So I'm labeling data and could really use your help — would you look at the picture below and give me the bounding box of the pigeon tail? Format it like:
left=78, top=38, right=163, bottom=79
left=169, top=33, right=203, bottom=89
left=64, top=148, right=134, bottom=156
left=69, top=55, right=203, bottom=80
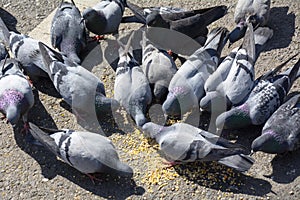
left=241, top=23, right=255, bottom=64
left=287, top=58, right=300, bottom=84
left=28, top=123, right=61, bottom=157
left=218, top=154, right=254, bottom=172
left=125, top=1, right=146, bottom=24
left=197, top=5, right=228, bottom=27
left=0, top=17, right=10, bottom=46
left=204, top=27, right=229, bottom=57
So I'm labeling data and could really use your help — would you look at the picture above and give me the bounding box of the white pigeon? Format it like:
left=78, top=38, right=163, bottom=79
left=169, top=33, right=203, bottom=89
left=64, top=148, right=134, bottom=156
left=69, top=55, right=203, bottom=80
left=142, top=122, right=254, bottom=172
left=29, top=123, right=133, bottom=179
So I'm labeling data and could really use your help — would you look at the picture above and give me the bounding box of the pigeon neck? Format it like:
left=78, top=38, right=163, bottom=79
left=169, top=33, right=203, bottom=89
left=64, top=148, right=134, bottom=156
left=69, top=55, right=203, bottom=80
left=0, top=89, right=24, bottom=111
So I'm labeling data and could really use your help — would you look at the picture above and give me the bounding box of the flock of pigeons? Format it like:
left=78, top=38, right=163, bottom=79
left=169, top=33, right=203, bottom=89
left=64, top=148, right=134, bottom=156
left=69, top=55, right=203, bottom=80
left=0, top=0, right=299, bottom=182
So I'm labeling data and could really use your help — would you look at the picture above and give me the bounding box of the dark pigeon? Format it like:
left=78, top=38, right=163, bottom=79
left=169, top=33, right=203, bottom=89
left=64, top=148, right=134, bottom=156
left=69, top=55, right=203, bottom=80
left=51, top=0, right=87, bottom=64
left=252, top=94, right=300, bottom=154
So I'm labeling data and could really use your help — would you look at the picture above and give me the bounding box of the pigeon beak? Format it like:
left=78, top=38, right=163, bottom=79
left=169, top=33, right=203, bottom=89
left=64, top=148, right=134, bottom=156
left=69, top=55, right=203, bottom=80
left=80, top=18, right=85, bottom=24
left=250, top=150, right=254, bottom=156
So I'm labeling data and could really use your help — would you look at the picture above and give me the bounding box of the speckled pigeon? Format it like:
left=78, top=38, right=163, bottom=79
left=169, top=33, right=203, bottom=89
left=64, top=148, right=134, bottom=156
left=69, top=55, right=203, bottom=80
left=200, top=25, right=273, bottom=112
left=38, top=42, right=120, bottom=132
left=82, top=0, right=126, bottom=36
left=228, top=0, right=271, bottom=45
left=29, top=123, right=133, bottom=178
left=252, top=94, right=300, bottom=154
left=142, top=122, right=254, bottom=172
left=51, top=0, right=87, bottom=64
left=141, top=30, right=177, bottom=104
left=0, top=58, right=34, bottom=128
left=114, top=32, right=152, bottom=127
left=162, top=27, right=228, bottom=118
left=216, top=56, right=300, bottom=130
left=127, top=2, right=228, bottom=44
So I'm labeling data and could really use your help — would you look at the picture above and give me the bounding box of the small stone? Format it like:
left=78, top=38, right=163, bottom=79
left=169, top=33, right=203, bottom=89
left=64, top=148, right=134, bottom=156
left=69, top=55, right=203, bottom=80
left=42, top=178, right=49, bottom=182
left=289, top=191, right=294, bottom=195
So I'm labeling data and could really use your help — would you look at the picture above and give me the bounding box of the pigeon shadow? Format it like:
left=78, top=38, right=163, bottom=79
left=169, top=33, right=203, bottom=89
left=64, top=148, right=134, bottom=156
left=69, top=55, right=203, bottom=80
left=0, top=7, right=18, bottom=33
left=13, top=91, right=145, bottom=199
left=174, top=161, right=272, bottom=196
left=31, top=77, right=62, bottom=98
left=263, top=6, right=295, bottom=52
left=267, top=149, right=300, bottom=184
left=81, top=41, right=103, bottom=72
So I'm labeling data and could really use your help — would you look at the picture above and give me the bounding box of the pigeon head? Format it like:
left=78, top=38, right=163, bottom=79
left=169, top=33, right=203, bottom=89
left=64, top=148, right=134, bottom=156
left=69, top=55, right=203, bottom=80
left=216, top=104, right=251, bottom=130
left=153, top=84, right=168, bottom=103
left=82, top=8, right=106, bottom=35
left=200, top=91, right=230, bottom=113
left=251, top=130, right=288, bottom=154
left=162, top=86, right=196, bottom=117
left=142, top=122, right=163, bottom=138
left=5, top=105, right=21, bottom=126
left=0, top=89, right=24, bottom=126
left=146, top=12, right=168, bottom=28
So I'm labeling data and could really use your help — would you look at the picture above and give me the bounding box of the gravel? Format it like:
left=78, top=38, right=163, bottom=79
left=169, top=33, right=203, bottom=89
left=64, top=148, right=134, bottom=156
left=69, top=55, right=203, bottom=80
left=0, top=0, right=300, bottom=199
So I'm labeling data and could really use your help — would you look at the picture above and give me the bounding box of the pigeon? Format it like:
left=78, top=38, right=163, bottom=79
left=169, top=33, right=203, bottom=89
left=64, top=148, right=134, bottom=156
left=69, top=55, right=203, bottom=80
left=38, top=42, right=120, bottom=132
left=251, top=94, right=300, bottom=154
left=8, top=32, right=77, bottom=81
left=200, top=24, right=273, bottom=112
left=228, top=0, right=271, bottom=45
left=51, top=0, right=87, bottom=64
left=141, top=29, right=177, bottom=104
left=29, top=123, right=133, bottom=178
left=216, top=56, right=300, bottom=130
left=142, top=122, right=254, bottom=172
left=0, top=58, right=34, bottom=128
left=0, top=42, right=9, bottom=60
left=162, top=27, right=228, bottom=118
left=126, top=2, right=228, bottom=44
left=114, top=31, right=152, bottom=127
left=82, top=0, right=126, bottom=36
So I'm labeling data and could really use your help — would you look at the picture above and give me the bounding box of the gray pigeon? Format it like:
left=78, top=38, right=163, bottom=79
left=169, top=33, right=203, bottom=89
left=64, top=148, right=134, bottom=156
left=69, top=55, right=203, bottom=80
left=114, top=32, right=152, bottom=127
left=29, top=123, right=133, bottom=178
left=9, top=32, right=49, bottom=79
left=162, top=27, right=228, bottom=118
left=38, top=42, right=120, bottom=132
left=142, top=122, right=254, bottom=172
left=0, top=58, right=34, bottom=129
left=216, top=57, right=300, bottom=130
left=0, top=42, right=9, bottom=60
left=51, top=0, right=87, bottom=64
left=141, top=30, right=177, bottom=104
left=127, top=2, right=228, bottom=44
left=251, top=94, right=300, bottom=154
left=200, top=25, right=273, bottom=112
left=228, top=0, right=271, bottom=45
left=82, top=0, right=126, bottom=36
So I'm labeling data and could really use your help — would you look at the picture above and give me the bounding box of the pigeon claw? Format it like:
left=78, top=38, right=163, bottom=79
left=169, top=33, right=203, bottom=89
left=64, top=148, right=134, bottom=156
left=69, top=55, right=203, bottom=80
left=162, top=160, right=182, bottom=168
left=89, top=35, right=105, bottom=43
left=20, top=122, right=30, bottom=134
left=86, top=173, right=102, bottom=185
